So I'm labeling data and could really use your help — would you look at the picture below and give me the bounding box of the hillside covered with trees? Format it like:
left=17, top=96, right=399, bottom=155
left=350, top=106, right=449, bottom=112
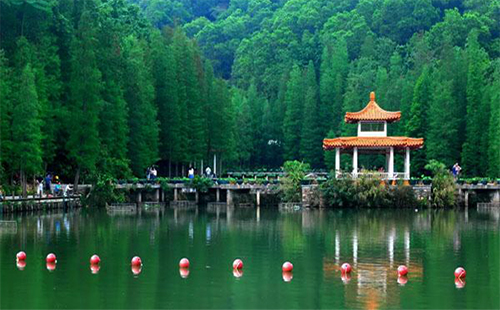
left=1, top=0, right=500, bottom=190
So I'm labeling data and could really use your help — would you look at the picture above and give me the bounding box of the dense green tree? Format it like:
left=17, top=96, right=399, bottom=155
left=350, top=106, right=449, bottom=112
left=11, top=64, right=42, bottom=197
left=233, top=89, right=253, bottom=167
left=66, top=7, right=102, bottom=188
left=247, top=82, right=265, bottom=166
left=427, top=78, right=459, bottom=167
left=406, top=66, right=431, bottom=175
left=2, top=0, right=500, bottom=189
left=283, top=64, right=304, bottom=160
left=0, top=50, right=13, bottom=181
left=488, top=61, right=500, bottom=177
left=320, top=37, right=348, bottom=136
left=123, top=36, right=159, bottom=176
left=150, top=31, right=178, bottom=175
left=461, top=31, right=490, bottom=176
left=300, top=61, right=322, bottom=167
left=96, top=6, right=131, bottom=178
left=172, top=29, right=205, bottom=168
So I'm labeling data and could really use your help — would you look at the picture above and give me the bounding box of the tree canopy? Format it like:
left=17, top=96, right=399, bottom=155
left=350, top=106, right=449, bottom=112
left=1, top=0, right=500, bottom=188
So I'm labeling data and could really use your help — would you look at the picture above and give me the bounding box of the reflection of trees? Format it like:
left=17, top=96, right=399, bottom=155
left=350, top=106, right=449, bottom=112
left=0, top=207, right=498, bottom=308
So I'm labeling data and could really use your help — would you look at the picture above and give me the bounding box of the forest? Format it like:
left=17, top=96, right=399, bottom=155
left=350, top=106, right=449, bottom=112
left=1, top=0, right=500, bottom=190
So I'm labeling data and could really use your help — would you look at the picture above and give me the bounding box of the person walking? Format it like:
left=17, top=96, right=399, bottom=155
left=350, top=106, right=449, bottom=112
left=44, top=173, right=52, bottom=195
left=452, top=163, right=462, bottom=178
left=151, top=167, right=157, bottom=180
left=37, top=178, right=44, bottom=198
left=188, top=166, right=195, bottom=179
left=205, top=166, right=212, bottom=178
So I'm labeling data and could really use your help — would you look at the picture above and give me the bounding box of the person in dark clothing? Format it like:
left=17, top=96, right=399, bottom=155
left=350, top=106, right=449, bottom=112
left=44, top=173, right=52, bottom=194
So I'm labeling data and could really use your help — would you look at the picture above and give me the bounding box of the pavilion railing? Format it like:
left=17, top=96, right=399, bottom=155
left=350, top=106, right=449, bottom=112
left=335, top=171, right=408, bottom=180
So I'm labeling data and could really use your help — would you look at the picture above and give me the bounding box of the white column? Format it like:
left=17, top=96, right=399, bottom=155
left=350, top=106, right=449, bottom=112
left=213, top=153, right=217, bottom=177
left=405, top=229, right=410, bottom=266
left=335, top=148, right=341, bottom=178
left=352, top=147, right=358, bottom=178
left=388, top=229, right=395, bottom=268
left=353, top=231, right=358, bottom=266
left=388, top=147, right=394, bottom=180
left=335, top=231, right=340, bottom=264
left=404, top=147, right=410, bottom=180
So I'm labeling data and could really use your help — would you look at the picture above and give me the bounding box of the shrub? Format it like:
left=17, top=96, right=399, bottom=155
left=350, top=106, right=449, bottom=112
left=280, top=160, right=310, bottom=202
left=190, top=176, right=213, bottom=193
left=83, top=175, right=125, bottom=208
left=425, top=160, right=456, bottom=207
left=321, top=175, right=420, bottom=208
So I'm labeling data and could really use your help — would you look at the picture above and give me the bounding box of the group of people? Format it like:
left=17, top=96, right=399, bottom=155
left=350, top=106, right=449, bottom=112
left=146, top=167, right=158, bottom=181
left=36, top=174, right=70, bottom=197
left=187, top=166, right=214, bottom=179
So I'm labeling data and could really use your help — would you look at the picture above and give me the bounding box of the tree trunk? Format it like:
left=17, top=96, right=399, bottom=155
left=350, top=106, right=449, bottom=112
left=21, top=168, right=27, bottom=198
left=168, top=158, right=172, bottom=178
left=74, top=166, right=80, bottom=193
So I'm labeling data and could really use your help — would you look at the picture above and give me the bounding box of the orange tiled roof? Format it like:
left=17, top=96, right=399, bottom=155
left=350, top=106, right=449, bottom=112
left=345, top=92, right=401, bottom=123
left=323, top=136, right=424, bottom=150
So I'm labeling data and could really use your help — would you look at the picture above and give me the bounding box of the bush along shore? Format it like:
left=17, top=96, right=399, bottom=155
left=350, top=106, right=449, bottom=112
left=281, top=160, right=457, bottom=208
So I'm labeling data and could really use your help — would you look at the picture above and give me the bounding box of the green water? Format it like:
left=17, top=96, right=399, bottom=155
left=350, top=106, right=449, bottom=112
left=1, top=205, right=499, bottom=309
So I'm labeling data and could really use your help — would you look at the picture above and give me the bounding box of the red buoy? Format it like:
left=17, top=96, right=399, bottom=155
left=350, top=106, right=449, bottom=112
left=179, top=267, right=190, bottom=278
left=90, top=264, right=100, bottom=274
left=90, top=255, right=101, bottom=265
left=282, top=261, right=293, bottom=272
left=233, top=269, right=244, bottom=278
left=341, top=272, right=351, bottom=284
left=131, top=256, right=142, bottom=267
left=46, top=262, right=56, bottom=272
left=282, top=271, right=293, bottom=282
left=233, top=259, right=243, bottom=270
left=397, top=275, right=408, bottom=286
left=397, top=265, right=408, bottom=277
left=341, top=263, right=352, bottom=273
left=454, top=267, right=466, bottom=279
left=131, top=265, right=142, bottom=275
left=16, top=251, right=27, bottom=261
left=179, top=258, right=190, bottom=268
left=16, top=260, right=26, bottom=270
left=455, top=278, right=466, bottom=289
left=46, top=253, right=57, bottom=263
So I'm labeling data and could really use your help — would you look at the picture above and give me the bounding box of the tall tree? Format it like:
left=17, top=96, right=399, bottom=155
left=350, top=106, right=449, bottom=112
left=461, top=31, right=490, bottom=176
left=406, top=66, right=431, bottom=175
left=300, top=60, right=322, bottom=167
left=123, top=36, right=159, bottom=176
left=488, top=61, right=500, bottom=177
left=283, top=64, right=304, bottom=160
left=427, top=78, right=459, bottom=167
left=151, top=31, right=178, bottom=176
left=320, top=37, right=349, bottom=136
left=0, top=50, right=12, bottom=181
left=11, top=64, right=42, bottom=197
left=96, top=7, right=131, bottom=178
left=247, top=82, right=264, bottom=166
left=67, top=6, right=102, bottom=188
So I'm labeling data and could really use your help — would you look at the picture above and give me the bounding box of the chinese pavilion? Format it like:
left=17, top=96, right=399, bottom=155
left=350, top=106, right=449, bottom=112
left=323, top=92, right=424, bottom=181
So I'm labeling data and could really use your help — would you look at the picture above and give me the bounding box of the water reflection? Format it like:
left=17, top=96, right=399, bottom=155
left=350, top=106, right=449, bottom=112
left=179, top=267, right=189, bottom=278
left=282, top=271, right=293, bottom=282
left=1, top=206, right=498, bottom=309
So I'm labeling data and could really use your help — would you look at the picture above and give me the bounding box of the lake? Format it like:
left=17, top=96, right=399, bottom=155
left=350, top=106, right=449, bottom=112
left=1, top=205, right=499, bottom=309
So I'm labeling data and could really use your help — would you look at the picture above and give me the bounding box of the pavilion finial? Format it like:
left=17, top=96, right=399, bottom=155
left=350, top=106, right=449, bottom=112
left=370, top=91, right=375, bottom=102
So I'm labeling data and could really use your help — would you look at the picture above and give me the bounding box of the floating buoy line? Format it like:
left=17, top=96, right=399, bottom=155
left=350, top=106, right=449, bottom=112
left=12, top=252, right=467, bottom=286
